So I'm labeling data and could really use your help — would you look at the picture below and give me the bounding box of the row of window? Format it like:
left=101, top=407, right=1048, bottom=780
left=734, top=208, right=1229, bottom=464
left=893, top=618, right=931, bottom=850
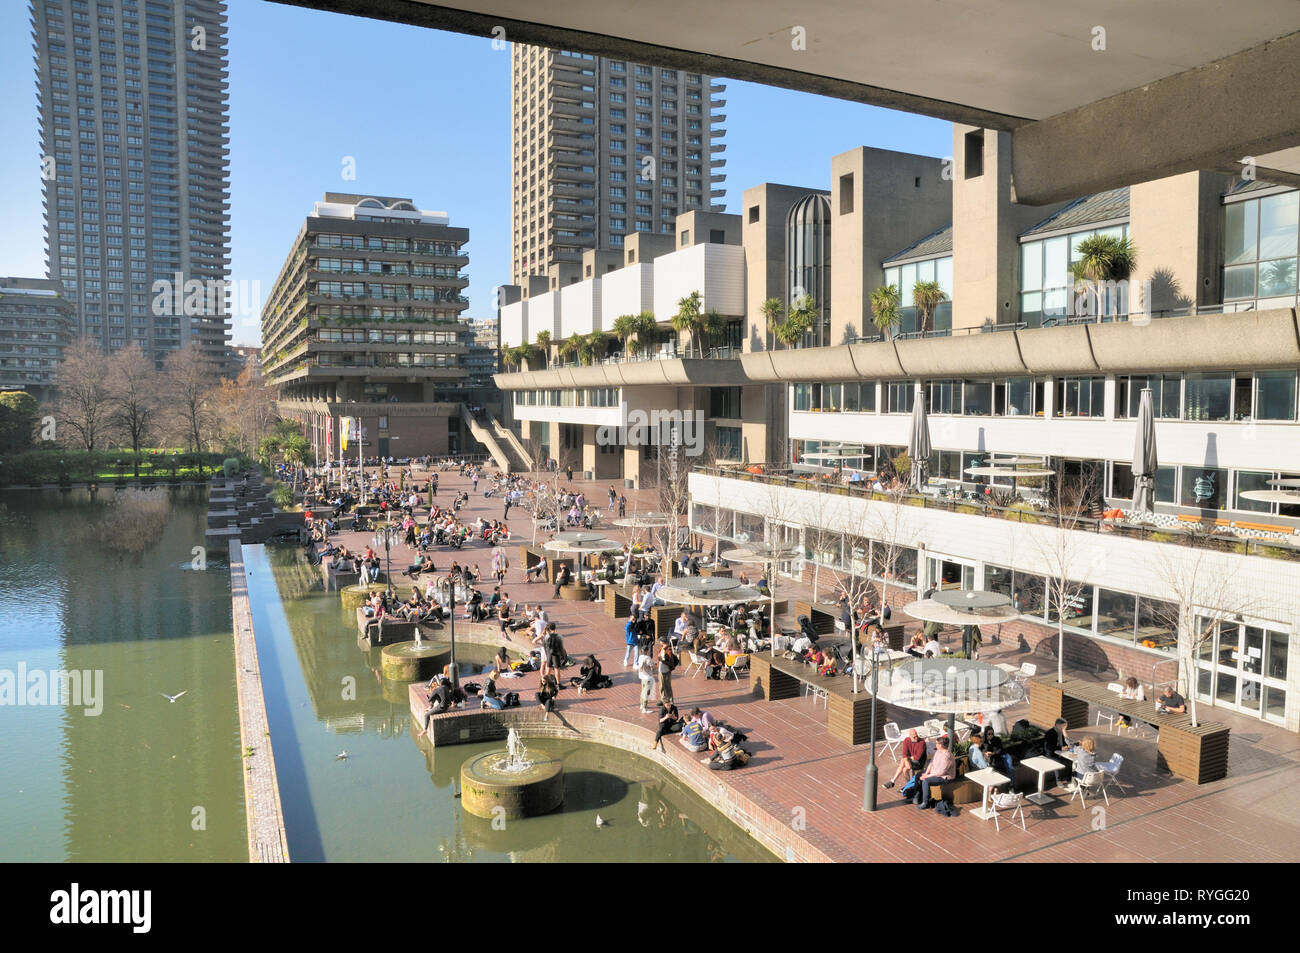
left=792, top=371, right=1300, bottom=422
left=313, top=234, right=461, bottom=256
left=513, top=387, right=621, bottom=408
left=316, top=329, right=457, bottom=345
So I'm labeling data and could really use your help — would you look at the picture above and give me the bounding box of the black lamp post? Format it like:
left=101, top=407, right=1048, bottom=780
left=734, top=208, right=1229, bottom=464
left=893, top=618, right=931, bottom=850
left=372, top=525, right=400, bottom=597
left=862, top=609, right=881, bottom=812
left=445, top=568, right=461, bottom=691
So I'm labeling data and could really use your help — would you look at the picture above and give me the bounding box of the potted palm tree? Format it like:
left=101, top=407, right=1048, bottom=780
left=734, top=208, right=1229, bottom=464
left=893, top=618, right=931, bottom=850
left=760, top=297, right=784, bottom=351
left=1070, top=234, right=1136, bottom=321
left=870, top=284, right=901, bottom=341
left=611, top=314, right=636, bottom=357
left=780, top=294, right=818, bottom=348
left=672, top=290, right=704, bottom=355
left=535, top=330, right=552, bottom=369
left=912, top=280, right=946, bottom=338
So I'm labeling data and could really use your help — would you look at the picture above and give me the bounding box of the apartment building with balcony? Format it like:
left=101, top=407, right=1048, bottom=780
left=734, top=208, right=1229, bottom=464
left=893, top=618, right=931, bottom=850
left=33, top=0, right=232, bottom=369
left=0, top=276, right=75, bottom=402
left=510, top=45, right=727, bottom=283
left=261, top=193, right=472, bottom=460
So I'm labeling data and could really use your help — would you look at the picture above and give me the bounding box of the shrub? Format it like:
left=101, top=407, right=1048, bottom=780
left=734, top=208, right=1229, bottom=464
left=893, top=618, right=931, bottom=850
left=223, top=458, right=240, bottom=477
left=270, top=485, right=294, bottom=509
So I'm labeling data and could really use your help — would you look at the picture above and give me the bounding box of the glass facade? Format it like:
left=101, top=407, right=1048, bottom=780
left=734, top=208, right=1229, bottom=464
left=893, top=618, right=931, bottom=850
left=1019, top=223, right=1129, bottom=326
left=883, top=255, right=953, bottom=336
left=1224, top=190, right=1299, bottom=305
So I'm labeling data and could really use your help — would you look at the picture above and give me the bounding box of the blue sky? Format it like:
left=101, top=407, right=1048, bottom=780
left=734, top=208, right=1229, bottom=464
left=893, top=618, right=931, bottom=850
left=0, top=0, right=952, bottom=346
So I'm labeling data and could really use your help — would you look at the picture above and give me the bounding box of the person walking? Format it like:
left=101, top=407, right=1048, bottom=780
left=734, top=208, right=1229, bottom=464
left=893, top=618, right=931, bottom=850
left=636, top=649, right=656, bottom=714
left=503, top=495, right=512, bottom=520
left=618, top=494, right=627, bottom=518
left=608, top=486, right=617, bottom=512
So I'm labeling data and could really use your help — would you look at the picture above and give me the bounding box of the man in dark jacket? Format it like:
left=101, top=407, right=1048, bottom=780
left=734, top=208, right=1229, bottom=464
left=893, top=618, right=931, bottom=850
left=1043, top=717, right=1073, bottom=786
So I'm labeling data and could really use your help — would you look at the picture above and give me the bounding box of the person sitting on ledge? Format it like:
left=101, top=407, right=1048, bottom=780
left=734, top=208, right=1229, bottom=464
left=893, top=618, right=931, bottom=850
left=552, top=563, right=573, bottom=598
left=403, top=552, right=429, bottom=578
left=915, top=735, right=956, bottom=809
left=884, top=727, right=927, bottom=790
left=536, top=673, right=560, bottom=720
left=1117, top=676, right=1146, bottom=729
left=1157, top=684, right=1187, bottom=714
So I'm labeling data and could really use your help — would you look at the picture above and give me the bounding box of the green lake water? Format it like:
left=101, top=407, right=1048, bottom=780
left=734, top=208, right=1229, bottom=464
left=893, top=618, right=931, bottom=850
left=0, top=487, right=246, bottom=862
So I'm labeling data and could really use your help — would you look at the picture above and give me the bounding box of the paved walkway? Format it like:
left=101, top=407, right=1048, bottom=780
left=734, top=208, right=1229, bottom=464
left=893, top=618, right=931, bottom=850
left=313, top=467, right=1300, bottom=863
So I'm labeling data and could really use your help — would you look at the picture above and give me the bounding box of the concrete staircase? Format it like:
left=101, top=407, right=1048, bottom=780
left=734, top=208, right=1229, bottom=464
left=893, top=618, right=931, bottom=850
left=460, top=405, right=531, bottom=473
left=204, top=472, right=303, bottom=551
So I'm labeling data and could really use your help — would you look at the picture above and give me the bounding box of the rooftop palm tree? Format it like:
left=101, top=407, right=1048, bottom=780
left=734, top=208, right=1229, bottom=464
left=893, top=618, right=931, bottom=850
left=760, top=297, right=784, bottom=351
left=1070, top=234, right=1137, bottom=320
left=611, top=314, right=636, bottom=353
left=535, top=330, right=552, bottom=369
left=869, top=284, right=901, bottom=341
left=781, top=294, right=819, bottom=348
left=672, top=290, right=704, bottom=354
left=633, top=311, right=659, bottom=351
left=912, top=280, right=946, bottom=338
left=577, top=331, right=611, bottom=366
left=557, top=334, right=580, bottom=365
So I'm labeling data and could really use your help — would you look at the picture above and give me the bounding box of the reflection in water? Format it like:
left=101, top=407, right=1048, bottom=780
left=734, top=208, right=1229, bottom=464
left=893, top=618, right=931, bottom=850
left=260, top=545, right=774, bottom=863
left=0, top=487, right=245, bottom=862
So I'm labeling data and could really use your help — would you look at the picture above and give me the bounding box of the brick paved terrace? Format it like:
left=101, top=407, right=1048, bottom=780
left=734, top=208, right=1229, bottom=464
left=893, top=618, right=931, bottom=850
left=304, top=465, right=1300, bottom=863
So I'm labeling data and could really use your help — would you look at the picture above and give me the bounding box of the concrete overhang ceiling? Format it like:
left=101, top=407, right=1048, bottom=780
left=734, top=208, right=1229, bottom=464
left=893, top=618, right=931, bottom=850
left=276, top=0, right=1300, bottom=200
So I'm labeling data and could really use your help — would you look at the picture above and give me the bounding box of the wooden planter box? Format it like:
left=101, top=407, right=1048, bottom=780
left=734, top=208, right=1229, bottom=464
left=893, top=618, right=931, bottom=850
left=1027, top=678, right=1089, bottom=730
left=1157, top=722, right=1230, bottom=784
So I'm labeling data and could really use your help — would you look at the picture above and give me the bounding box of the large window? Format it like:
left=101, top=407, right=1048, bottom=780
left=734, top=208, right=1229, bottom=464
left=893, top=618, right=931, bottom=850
left=886, top=381, right=914, bottom=414
left=1253, top=370, right=1297, bottom=420
left=962, top=380, right=993, bottom=416
left=708, top=386, right=742, bottom=418
left=883, top=255, right=953, bottom=335
left=1223, top=190, right=1299, bottom=304
left=1053, top=376, right=1105, bottom=417
left=1184, top=372, right=1232, bottom=421
left=927, top=379, right=957, bottom=414
left=1111, top=462, right=1177, bottom=504
left=1117, top=375, right=1181, bottom=419
left=997, top=377, right=1038, bottom=416
left=1181, top=465, right=1228, bottom=510
left=1019, top=224, right=1129, bottom=325
left=715, top=426, right=742, bottom=461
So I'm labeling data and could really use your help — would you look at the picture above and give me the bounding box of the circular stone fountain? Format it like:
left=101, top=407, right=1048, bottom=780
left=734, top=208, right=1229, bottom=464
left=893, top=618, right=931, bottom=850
left=380, top=640, right=447, bottom=682
left=340, top=583, right=387, bottom=611
left=460, top=729, right=564, bottom=820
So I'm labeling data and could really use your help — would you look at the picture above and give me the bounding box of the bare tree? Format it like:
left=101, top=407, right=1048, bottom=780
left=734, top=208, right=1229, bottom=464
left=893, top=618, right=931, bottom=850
left=868, top=482, right=916, bottom=625
left=211, top=365, right=275, bottom=459
left=106, top=344, right=158, bottom=475
left=54, top=337, right=115, bottom=451
left=161, top=344, right=220, bottom=473
left=1150, top=537, right=1266, bottom=727
left=1035, top=465, right=1106, bottom=682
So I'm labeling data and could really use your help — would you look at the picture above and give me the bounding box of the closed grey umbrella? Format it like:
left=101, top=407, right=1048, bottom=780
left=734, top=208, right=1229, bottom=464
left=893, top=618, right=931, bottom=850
left=907, top=388, right=931, bottom=488
left=1131, top=387, right=1158, bottom=515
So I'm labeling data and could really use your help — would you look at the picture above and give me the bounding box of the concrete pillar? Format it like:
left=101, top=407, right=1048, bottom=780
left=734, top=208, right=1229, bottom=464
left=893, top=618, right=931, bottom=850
left=582, top=424, right=598, bottom=477
left=1128, top=171, right=1231, bottom=317
left=623, top=444, right=641, bottom=488
left=951, top=126, right=1065, bottom=330
left=830, top=147, right=951, bottom=343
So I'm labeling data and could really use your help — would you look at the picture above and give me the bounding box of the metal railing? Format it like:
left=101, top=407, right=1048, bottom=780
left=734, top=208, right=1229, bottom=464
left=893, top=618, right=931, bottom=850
left=695, top=465, right=1300, bottom=563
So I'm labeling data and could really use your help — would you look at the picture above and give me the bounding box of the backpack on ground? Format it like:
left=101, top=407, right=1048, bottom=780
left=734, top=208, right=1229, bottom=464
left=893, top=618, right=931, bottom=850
left=504, top=691, right=521, bottom=708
